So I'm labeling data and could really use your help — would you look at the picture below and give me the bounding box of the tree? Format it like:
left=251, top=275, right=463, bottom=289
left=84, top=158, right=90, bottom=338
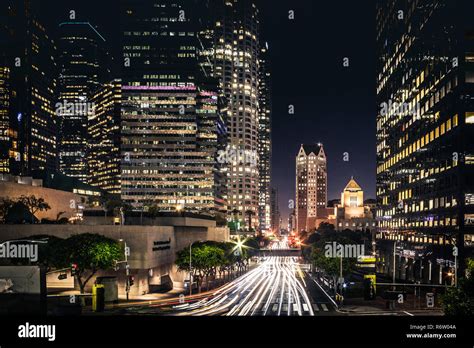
left=60, top=234, right=122, bottom=293
left=175, top=241, right=249, bottom=292
left=25, top=235, right=67, bottom=272
left=0, top=198, right=14, bottom=223
left=442, top=258, right=474, bottom=316
left=175, top=242, right=224, bottom=293
left=308, top=227, right=363, bottom=286
left=18, top=195, right=51, bottom=224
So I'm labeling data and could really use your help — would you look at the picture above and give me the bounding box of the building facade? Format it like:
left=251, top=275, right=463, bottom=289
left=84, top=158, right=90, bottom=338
left=258, top=44, right=272, bottom=235
left=88, top=79, right=122, bottom=194
left=295, top=144, right=328, bottom=233
left=120, top=0, right=226, bottom=216
left=270, top=186, right=280, bottom=234
left=210, top=0, right=262, bottom=230
left=376, top=0, right=474, bottom=284
left=334, top=177, right=376, bottom=231
left=0, top=0, right=57, bottom=176
left=57, top=21, right=110, bottom=182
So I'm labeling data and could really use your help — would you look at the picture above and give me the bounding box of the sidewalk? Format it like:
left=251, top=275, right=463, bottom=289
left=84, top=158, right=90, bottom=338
left=309, top=273, right=444, bottom=316
left=340, top=296, right=444, bottom=315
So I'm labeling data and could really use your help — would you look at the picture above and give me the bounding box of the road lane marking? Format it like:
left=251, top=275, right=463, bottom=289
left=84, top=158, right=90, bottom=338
left=321, top=303, right=329, bottom=312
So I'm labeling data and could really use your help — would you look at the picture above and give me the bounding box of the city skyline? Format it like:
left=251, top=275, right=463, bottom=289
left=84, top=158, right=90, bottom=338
left=1, top=1, right=473, bottom=344
left=26, top=0, right=377, bottom=225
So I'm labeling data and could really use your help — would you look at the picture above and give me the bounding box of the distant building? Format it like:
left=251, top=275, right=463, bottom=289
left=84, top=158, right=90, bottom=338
left=295, top=144, right=327, bottom=232
left=270, top=187, right=280, bottom=234
left=334, top=177, right=375, bottom=231
left=288, top=209, right=296, bottom=233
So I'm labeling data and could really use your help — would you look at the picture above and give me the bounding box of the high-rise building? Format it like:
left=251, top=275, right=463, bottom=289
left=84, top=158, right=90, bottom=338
left=120, top=0, right=226, bottom=215
left=376, top=0, right=474, bottom=283
left=210, top=0, right=262, bottom=230
left=258, top=44, right=272, bottom=235
left=270, top=187, right=280, bottom=234
left=295, top=144, right=327, bottom=233
left=0, top=0, right=57, bottom=176
left=88, top=79, right=122, bottom=194
left=57, top=21, right=110, bottom=182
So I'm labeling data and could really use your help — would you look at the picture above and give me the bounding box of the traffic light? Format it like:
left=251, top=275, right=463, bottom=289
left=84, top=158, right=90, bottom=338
left=128, top=275, right=135, bottom=287
left=71, top=263, right=78, bottom=276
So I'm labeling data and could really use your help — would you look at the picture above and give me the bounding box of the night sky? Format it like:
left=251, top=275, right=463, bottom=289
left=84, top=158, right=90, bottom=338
left=260, top=1, right=376, bottom=222
left=39, top=0, right=376, bottom=224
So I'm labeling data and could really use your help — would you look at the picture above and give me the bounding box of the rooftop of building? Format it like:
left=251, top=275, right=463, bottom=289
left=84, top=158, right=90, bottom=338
left=344, top=177, right=362, bottom=191
left=300, top=143, right=324, bottom=156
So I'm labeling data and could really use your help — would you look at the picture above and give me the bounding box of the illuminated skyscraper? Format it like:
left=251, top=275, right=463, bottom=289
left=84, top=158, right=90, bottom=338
left=210, top=0, right=262, bottom=230
left=57, top=21, right=110, bottom=182
left=88, top=79, right=122, bottom=194
left=0, top=0, right=57, bottom=175
left=120, top=0, right=226, bottom=215
left=258, top=44, right=272, bottom=235
left=376, top=0, right=474, bottom=283
left=295, top=144, right=327, bottom=233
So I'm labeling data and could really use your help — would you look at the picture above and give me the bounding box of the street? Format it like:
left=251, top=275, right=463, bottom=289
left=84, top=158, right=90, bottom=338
left=174, top=256, right=316, bottom=316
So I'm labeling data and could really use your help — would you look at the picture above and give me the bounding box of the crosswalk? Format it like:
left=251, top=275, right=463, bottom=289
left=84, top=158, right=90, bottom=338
left=312, top=303, right=330, bottom=312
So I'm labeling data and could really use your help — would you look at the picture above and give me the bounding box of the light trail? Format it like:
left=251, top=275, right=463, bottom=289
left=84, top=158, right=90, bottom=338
left=174, top=240, right=314, bottom=316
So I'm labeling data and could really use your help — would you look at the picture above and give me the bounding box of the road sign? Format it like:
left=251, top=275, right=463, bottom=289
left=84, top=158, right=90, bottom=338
left=426, top=293, right=434, bottom=308
left=452, top=246, right=458, bottom=257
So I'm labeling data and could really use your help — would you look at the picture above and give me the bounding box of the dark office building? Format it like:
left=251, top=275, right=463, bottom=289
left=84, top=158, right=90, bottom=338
left=57, top=21, right=110, bottom=182
left=0, top=0, right=57, bottom=175
left=376, top=0, right=474, bottom=285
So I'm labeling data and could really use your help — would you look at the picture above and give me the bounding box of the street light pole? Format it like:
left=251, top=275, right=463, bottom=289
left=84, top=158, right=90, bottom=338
left=392, top=241, right=397, bottom=290
left=189, top=242, right=192, bottom=296
left=453, top=245, right=458, bottom=287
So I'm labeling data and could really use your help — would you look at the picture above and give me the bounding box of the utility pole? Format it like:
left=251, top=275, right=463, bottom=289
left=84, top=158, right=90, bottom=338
left=117, top=239, right=130, bottom=301
left=189, top=242, right=192, bottom=296
left=453, top=245, right=458, bottom=287
left=124, top=241, right=130, bottom=301
left=392, top=240, right=397, bottom=290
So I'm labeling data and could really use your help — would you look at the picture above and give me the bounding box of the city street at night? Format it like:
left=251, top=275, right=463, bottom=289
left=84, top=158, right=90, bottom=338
left=0, top=0, right=473, bottom=346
